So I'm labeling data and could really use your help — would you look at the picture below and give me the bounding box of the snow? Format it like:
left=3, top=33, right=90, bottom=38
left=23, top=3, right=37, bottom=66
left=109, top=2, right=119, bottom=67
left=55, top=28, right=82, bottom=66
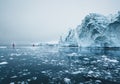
left=0, top=61, right=8, bottom=65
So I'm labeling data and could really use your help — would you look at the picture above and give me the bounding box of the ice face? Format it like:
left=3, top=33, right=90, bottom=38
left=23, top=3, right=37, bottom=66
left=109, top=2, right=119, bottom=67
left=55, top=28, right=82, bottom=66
left=60, top=11, right=120, bottom=47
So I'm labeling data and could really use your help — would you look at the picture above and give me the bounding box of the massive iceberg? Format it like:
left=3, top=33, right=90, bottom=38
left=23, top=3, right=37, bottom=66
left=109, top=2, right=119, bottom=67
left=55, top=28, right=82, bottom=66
left=59, top=12, right=120, bottom=47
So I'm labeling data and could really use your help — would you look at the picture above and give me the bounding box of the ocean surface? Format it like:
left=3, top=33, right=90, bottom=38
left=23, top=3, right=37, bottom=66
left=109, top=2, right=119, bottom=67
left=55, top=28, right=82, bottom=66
left=0, top=45, right=120, bottom=84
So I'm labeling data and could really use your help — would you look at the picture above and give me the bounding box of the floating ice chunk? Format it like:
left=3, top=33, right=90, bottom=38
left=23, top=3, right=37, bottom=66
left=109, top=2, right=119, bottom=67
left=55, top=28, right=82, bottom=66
left=108, top=59, right=118, bottom=63
left=72, top=71, right=81, bottom=74
left=22, top=73, right=27, bottom=76
left=27, top=79, right=31, bottom=82
left=79, top=68, right=85, bottom=70
left=67, top=53, right=77, bottom=56
left=10, top=82, right=15, bottom=84
left=104, top=58, right=118, bottom=63
left=10, top=53, right=21, bottom=56
left=23, top=69, right=28, bottom=72
left=21, top=81, right=25, bottom=84
left=0, top=56, right=4, bottom=58
left=97, top=60, right=101, bottom=62
left=64, top=78, right=71, bottom=84
left=88, top=70, right=94, bottom=74
left=95, top=80, right=101, bottom=83
left=51, top=60, right=57, bottom=62
left=0, top=62, right=8, bottom=65
left=41, top=71, right=46, bottom=74
left=102, top=55, right=107, bottom=58
left=32, top=77, right=37, bottom=80
left=102, top=55, right=119, bottom=63
left=83, top=58, right=89, bottom=61
left=9, top=58, right=14, bottom=60
left=11, top=76, right=17, bottom=78
left=65, top=70, right=69, bottom=73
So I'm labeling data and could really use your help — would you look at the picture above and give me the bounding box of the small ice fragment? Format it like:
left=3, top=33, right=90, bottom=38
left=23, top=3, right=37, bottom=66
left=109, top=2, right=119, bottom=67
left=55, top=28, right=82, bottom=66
left=83, top=58, right=89, bottom=61
left=64, top=78, right=71, bottom=84
left=104, top=57, right=119, bottom=63
left=22, top=73, right=27, bottom=76
left=11, top=76, right=17, bottom=78
left=95, top=80, right=101, bottom=83
left=1, top=56, right=4, bottom=58
left=97, top=60, right=101, bottom=62
left=41, top=71, right=46, bottom=74
left=9, top=58, right=14, bottom=60
left=23, top=69, right=28, bottom=72
left=67, top=53, right=77, bottom=56
left=108, top=59, right=119, bottom=63
left=27, top=79, right=31, bottom=82
left=10, top=82, right=15, bottom=84
left=102, top=55, right=107, bottom=58
left=88, top=70, right=94, bottom=74
left=32, top=77, right=37, bottom=80
left=72, top=71, right=81, bottom=75
left=0, top=62, right=8, bottom=65
left=65, top=70, right=69, bottom=73
left=21, top=81, right=25, bottom=84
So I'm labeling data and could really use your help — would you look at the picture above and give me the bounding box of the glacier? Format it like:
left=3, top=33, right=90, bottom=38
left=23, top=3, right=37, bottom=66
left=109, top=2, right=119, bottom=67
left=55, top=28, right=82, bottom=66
left=59, top=11, right=120, bottom=47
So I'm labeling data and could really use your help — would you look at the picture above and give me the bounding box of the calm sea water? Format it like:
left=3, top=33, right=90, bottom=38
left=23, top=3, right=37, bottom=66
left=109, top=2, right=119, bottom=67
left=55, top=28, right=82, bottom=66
left=0, top=46, right=120, bottom=84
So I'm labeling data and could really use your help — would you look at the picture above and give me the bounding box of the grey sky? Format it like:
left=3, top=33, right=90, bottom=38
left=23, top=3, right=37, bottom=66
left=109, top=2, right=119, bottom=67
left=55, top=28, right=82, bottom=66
left=0, top=0, right=120, bottom=43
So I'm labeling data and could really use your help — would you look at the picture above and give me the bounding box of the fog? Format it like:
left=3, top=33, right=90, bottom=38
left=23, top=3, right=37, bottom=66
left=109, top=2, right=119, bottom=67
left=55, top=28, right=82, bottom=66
left=0, top=0, right=120, bottom=43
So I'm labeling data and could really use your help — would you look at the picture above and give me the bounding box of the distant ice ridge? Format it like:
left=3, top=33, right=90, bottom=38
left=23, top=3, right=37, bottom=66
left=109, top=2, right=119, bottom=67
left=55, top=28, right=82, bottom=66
left=59, top=11, right=120, bottom=47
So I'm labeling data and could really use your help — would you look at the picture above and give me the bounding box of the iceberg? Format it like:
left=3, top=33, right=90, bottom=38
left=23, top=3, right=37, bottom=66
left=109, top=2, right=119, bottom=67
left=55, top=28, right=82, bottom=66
left=60, top=11, right=120, bottom=47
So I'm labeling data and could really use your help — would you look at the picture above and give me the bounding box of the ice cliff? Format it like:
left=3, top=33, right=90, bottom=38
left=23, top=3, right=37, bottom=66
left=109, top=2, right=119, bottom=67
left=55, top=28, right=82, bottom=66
left=59, top=12, right=120, bottom=47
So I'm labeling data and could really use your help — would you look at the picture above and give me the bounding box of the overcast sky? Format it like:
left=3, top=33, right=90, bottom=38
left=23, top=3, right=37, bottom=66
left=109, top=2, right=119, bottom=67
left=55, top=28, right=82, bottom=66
left=0, top=0, right=120, bottom=43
